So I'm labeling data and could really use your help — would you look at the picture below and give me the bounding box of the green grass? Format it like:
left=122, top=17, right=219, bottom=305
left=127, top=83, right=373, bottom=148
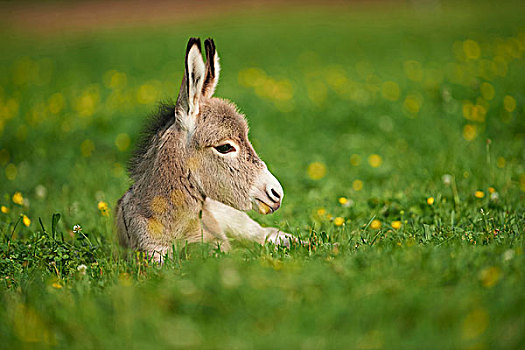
left=1, top=1, right=524, bottom=348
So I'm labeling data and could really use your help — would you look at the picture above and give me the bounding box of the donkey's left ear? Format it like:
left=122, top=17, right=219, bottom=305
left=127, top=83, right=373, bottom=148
left=176, top=37, right=206, bottom=122
left=201, top=38, right=220, bottom=98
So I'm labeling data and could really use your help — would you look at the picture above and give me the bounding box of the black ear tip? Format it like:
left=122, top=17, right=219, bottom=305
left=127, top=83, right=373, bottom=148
left=186, top=37, right=202, bottom=54
left=205, top=38, right=215, bottom=51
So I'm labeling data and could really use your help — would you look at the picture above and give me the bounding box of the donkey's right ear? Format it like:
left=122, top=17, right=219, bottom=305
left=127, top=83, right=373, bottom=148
left=202, top=38, right=220, bottom=98
left=175, top=38, right=205, bottom=130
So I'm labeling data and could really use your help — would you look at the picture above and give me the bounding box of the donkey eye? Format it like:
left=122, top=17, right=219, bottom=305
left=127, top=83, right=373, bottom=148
left=214, top=143, right=236, bottom=154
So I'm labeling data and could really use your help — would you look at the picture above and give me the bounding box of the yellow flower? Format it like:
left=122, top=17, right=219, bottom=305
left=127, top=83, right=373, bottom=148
left=307, top=162, right=327, bottom=180
left=488, top=187, right=495, bottom=193
left=334, top=217, right=345, bottom=226
left=81, top=139, right=95, bottom=158
left=52, top=282, right=63, bottom=289
left=381, top=81, right=401, bottom=101
left=350, top=154, right=361, bottom=166
left=463, top=124, right=477, bottom=141
left=115, top=133, right=131, bottom=152
left=137, top=82, right=160, bottom=105
left=474, top=191, right=485, bottom=199
left=427, top=197, right=435, bottom=205
left=503, top=95, right=516, bottom=112
left=12, top=192, right=24, bottom=205
left=404, top=60, right=423, bottom=82
left=391, top=221, right=402, bottom=230
left=368, top=154, right=382, bottom=168
left=352, top=179, right=363, bottom=191
left=98, top=201, right=109, bottom=216
left=22, top=215, right=31, bottom=227
left=338, top=197, right=348, bottom=205
left=403, top=94, right=422, bottom=115
left=463, top=39, right=481, bottom=60
left=316, top=208, right=326, bottom=216
left=1, top=206, right=8, bottom=214
left=370, top=219, right=381, bottom=230
left=480, top=82, right=495, bottom=101
left=5, top=163, right=17, bottom=181
left=479, top=266, right=501, bottom=288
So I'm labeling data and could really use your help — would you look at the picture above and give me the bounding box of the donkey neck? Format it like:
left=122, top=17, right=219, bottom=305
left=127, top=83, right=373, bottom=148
left=134, top=128, right=206, bottom=236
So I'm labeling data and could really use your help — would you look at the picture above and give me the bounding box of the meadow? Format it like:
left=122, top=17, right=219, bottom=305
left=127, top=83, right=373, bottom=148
left=0, top=1, right=524, bottom=348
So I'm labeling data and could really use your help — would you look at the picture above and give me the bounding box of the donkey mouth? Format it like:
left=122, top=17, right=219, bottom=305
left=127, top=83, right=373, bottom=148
left=253, top=198, right=280, bottom=215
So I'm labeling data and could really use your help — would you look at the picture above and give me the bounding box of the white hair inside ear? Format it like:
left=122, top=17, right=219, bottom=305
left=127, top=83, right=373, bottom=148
left=187, top=45, right=205, bottom=117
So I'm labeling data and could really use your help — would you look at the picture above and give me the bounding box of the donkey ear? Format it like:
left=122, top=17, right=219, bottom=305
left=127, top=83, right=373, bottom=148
left=202, top=38, right=220, bottom=98
left=176, top=38, right=205, bottom=128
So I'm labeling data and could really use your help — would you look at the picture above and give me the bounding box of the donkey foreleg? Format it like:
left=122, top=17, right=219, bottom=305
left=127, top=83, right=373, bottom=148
left=203, top=198, right=295, bottom=247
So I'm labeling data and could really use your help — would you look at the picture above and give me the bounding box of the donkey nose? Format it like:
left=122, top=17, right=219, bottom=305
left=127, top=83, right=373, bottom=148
left=266, top=183, right=283, bottom=203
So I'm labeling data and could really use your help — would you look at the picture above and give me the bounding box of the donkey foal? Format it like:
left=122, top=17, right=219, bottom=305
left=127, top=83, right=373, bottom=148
left=115, top=38, right=295, bottom=261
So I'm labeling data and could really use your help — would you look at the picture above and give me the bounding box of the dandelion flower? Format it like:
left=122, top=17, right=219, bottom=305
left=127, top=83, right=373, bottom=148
left=391, top=221, right=402, bottom=230
left=115, top=133, right=131, bottom=152
left=427, top=197, right=435, bottom=205
left=1, top=206, right=8, bottom=214
left=480, top=82, right=495, bottom=101
left=22, top=215, right=31, bottom=227
left=340, top=197, right=353, bottom=207
left=463, top=39, right=481, bottom=60
left=334, top=217, right=345, bottom=226
left=52, top=282, right=63, bottom=289
left=474, top=191, right=485, bottom=199
left=488, top=187, right=495, bottom=193
left=503, top=95, right=516, bottom=112
left=370, top=219, right=381, bottom=230
left=479, top=266, right=501, bottom=288
left=98, top=201, right=109, bottom=216
left=307, top=161, right=327, bottom=180
left=463, top=124, right=477, bottom=141
left=12, top=192, right=23, bottom=205
left=368, top=154, right=382, bottom=168
left=381, top=81, right=401, bottom=101
left=350, top=154, right=361, bottom=166
left=352, top=179, right=363, bottom=191
left=80, top=139, right=95, bottom=157
left=98, top=201, right=108, bottom=211
left=316, top=208, right=326, bottom=216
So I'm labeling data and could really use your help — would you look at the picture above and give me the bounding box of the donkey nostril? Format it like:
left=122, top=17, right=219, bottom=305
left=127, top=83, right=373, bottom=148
left=271, top=188, right=280, bottom=199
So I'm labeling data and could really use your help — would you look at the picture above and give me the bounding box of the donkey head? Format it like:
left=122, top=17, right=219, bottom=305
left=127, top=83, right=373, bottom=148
left=174, top=38, right=283, bottom=215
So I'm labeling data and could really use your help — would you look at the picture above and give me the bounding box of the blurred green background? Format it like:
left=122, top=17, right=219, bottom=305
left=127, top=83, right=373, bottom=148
left=0, top=0, right=524, bottom=348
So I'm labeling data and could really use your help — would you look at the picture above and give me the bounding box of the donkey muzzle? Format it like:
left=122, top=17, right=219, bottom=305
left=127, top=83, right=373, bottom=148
left=250, top=167, right=283, bottom=215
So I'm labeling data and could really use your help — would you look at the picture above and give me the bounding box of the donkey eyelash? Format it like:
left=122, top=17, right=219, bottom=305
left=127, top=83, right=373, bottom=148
left=214, top=143, right=236, bottom=154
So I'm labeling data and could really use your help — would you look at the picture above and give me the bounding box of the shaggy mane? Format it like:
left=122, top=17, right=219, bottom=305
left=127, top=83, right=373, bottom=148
left=128, top=102, right=176, bottom=177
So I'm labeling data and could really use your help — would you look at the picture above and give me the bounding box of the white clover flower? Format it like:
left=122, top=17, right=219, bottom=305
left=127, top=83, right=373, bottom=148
left=77, top=264, right=88, bottom=275
left=490, top=192, right=499, bottom=201
left=503, top=250, right=514, bottom=262
left=442, top=174, right=453, bottom=186
left=73, top=224, right=82, bottom=234
left=35, top=185, right=47, bottom=200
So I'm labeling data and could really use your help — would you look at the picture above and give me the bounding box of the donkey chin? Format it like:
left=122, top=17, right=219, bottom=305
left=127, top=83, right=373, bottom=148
left=249, top=166, right=284, bottom=215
